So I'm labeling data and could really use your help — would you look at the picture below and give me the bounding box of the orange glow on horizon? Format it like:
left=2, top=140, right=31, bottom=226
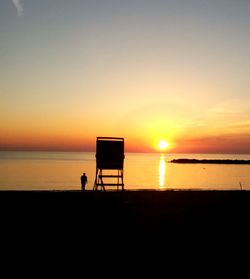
left=0, top=129, right=250, bottom=154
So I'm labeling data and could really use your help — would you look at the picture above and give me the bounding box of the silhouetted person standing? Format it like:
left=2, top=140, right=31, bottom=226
left=81, top=173, right=87, bottom=191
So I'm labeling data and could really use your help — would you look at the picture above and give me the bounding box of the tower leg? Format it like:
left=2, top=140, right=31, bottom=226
left=94, top=168, right=124, bottom=191
left=93, top=168, right=99, bottom=190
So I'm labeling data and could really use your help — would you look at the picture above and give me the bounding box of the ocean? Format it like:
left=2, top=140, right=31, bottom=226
left=0, top=151, right=250, bottom=190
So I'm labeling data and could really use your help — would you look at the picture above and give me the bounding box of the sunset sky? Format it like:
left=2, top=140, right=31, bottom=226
left=1, top=0, right=250, bottom=153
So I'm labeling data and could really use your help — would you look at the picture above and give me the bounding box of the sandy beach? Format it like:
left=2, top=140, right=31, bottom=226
left=1, top=190, right=250, bottom=246
left=0, top=189, right=248, bottom=274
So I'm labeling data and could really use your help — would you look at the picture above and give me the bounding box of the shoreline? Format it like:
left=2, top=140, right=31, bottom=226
left=0, top=188, right=248, bottom=192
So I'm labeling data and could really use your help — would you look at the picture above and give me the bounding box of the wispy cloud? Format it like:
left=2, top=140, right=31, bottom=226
left=12, top=0, right=23, bottom=16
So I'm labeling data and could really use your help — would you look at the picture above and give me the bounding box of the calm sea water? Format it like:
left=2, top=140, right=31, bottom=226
left=0, top=151, right=250, bottom=190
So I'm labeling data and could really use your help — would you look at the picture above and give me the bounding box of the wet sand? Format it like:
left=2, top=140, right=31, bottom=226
left=2, top=189, right=250, bottom=258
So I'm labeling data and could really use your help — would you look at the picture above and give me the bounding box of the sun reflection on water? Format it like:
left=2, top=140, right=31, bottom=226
left=159, top=154, right=166, bottom=189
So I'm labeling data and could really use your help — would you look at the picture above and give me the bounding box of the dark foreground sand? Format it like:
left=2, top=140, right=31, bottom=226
left=1, top=190, right=250, bottom=259
left=2, top=190, right=249, bottom=274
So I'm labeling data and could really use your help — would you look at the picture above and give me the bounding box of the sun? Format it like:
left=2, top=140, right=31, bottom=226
left=158, top=140, right=169, bottom=151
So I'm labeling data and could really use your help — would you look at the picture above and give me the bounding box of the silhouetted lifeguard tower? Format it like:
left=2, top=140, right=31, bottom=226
left=93, top=137, right=125, bottom=191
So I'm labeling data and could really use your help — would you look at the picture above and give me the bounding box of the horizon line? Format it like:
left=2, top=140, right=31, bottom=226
left=0, top=149, right=250, bottom=155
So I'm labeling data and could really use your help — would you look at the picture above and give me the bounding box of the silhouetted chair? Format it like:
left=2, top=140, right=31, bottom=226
left=93, top=137, right=125, bottom=191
